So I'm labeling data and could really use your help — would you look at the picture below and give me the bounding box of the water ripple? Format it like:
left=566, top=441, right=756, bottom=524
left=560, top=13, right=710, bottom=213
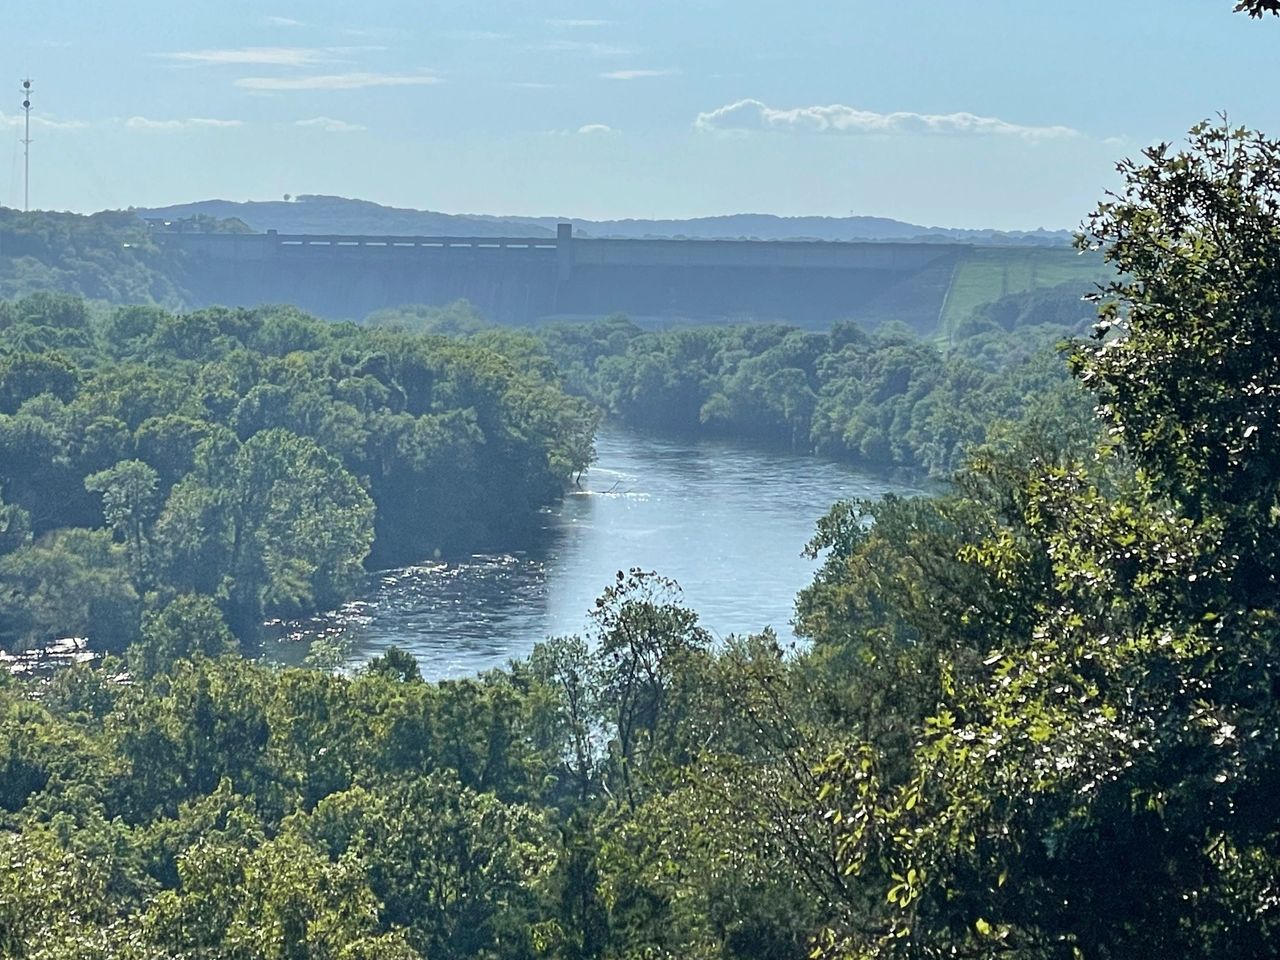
left=264, top=429, right=921, bottom=681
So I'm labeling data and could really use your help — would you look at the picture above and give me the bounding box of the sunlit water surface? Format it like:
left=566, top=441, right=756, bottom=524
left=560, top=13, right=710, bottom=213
left=262, top=428, right=920, bottom=681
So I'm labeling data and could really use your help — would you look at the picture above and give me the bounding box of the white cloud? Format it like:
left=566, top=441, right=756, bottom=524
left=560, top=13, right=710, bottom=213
left=265, top=16, right=306, bottom=27
left=0, top=113, right=88, bottom=130
left=602, top=68, right=677, bottom=81
left=126, top=117, right=245, bottom=130
left=296, top=116, right=367, bottom=133
left=236, top=72, right=442, bottom=91
left=161, top=47, right=330, bottom=66
left=549, top=19, right=610, bottom=28
left=578, top=124, right=614, bottom=135
left=511, top=82, right=555, bottom=90
left=694, top=99, right=1079, bottom=139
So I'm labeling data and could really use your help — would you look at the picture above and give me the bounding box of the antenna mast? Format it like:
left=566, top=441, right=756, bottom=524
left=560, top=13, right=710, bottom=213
left=20, top=79, right=32, bottom=212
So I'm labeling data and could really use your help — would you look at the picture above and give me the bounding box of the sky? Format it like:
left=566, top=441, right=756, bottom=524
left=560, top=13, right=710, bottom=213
left=1, top=1, right=1277, bottom=230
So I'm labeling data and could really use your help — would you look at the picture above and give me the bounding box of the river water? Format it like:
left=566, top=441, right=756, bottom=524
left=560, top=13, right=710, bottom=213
left=264, top=428, right=920, bottom=681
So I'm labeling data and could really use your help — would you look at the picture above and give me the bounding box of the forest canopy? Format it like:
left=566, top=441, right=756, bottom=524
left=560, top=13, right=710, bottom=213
left=0, top=296, right=598, bottom=649
left=0, top=209, right=196, bottom=306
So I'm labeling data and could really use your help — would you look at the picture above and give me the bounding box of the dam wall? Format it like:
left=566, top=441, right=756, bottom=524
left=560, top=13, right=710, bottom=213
left=162, top=227, right=969, bottom=330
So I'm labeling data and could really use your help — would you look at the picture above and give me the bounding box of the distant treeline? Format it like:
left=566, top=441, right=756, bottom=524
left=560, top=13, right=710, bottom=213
left=368, top=285, right=1097, bottom=477
left=0, top=208, right=198, bottom=306
left=0, top=293, right=597, bottom=650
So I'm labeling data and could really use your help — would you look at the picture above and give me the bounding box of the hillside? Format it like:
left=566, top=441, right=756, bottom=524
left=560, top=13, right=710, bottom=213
left=0, top=207, right=193, bottom=306
left=939, top=246, right=1108, bottom=339
left=135, top=196, right=556, bottom=239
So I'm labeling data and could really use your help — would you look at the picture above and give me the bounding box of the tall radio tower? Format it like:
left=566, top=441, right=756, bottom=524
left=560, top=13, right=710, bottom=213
left=21, top=79, right=32, bottom=212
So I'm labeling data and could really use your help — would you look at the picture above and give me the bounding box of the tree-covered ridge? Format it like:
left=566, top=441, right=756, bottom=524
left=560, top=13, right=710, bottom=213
left=0, top=295, right=598, bottom=650
left=0, top=208, right=199, bottom=307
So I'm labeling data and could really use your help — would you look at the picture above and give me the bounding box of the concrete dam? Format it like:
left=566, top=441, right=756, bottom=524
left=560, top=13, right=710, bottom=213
left=162, top=224, right=969, bottom=330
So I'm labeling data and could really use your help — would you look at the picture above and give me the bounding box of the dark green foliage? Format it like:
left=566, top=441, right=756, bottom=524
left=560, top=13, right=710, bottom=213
left=1236, top=0, right=1280, bottom=15
left=158, top=428, right=375, bottom=628
left=0, top=295, right=598, bottom=651
left=0, top=209, right=194, bottom=305
left=130, top=595, right=238, bottom=679
left=0, top=528, right=139, bottom=651
left=0, top=494, right=31, bottom=556
left=0, top=572, right=841, bottom=959
left=366, top=645, right=423, bottom=683
left=964, top=282, right=1092, bottom=336
left=1076, top=121, right=1280, bottom=588
left=589, top=570, right=711, bottom=807
left=799, top=124, right=1280, bottom=960
left=0, top=350, right=79, bottom=413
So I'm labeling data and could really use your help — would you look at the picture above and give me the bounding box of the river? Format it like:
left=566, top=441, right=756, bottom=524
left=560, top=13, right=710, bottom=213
left=263, top=428, right=921, bottom=681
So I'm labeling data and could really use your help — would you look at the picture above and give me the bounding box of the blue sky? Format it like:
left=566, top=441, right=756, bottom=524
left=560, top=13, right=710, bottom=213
left=2, top=1, right=1277, bottom=229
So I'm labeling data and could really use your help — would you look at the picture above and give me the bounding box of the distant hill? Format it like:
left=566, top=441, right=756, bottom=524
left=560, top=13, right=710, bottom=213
left=137, top=196, right=1072, bottom=245
left=134, top=196, right=556, bottom=239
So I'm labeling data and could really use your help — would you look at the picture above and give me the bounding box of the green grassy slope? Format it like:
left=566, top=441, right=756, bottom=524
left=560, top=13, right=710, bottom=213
left=938, top=247, right=1110, bottom=339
